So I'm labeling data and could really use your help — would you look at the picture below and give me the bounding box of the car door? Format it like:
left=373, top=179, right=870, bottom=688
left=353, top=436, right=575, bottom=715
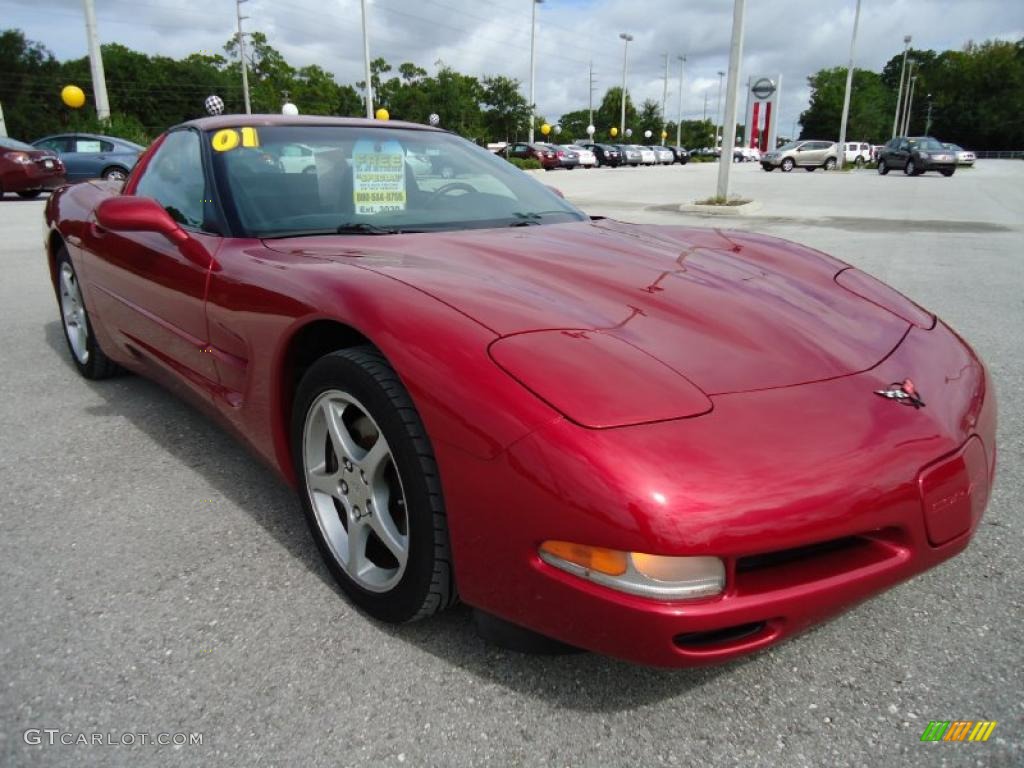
left=78, top=128, right=221, bottom=398
left=59, top=136, right=106, bottom=180
left=888, top=139, right=909, bottom=167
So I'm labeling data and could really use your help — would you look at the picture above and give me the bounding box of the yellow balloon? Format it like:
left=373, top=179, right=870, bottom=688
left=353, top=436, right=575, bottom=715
left=61, top=85, right=86, bottom=109
left=610, top=127, right=618, bottom=137
left=375, top=108, right=390, bottom=121
left=540, top=123, right=551, bottom=136
left=661, top=130, right=668, bottom=139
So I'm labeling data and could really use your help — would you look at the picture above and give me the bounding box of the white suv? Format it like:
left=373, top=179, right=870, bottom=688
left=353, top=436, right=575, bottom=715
left=843, top=141, right=872, bottom=167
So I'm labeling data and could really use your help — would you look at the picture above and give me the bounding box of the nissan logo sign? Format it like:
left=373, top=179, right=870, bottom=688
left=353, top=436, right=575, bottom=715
left=751, top=78, right=776, bottom=100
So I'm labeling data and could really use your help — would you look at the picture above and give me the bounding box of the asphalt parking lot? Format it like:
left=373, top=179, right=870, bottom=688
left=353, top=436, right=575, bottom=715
left=1, top=161, right=1021, bottom=767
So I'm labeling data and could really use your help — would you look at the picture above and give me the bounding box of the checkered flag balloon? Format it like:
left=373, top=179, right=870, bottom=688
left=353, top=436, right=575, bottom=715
left=204, top=94, right=225, bottom=116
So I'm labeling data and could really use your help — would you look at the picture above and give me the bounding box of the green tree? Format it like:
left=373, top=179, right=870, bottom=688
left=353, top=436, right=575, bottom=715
left=799, top=67, right=895, bottom=144
left=554, top=108, right=590, bottom=142
left=637, top=98, right=662, bottom=142
left=595, top=86, right=636, bottom=141
left=480, top=75, right=530, bottom=143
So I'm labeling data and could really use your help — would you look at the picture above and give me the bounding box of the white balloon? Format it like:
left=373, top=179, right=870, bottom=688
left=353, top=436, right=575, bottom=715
left=428, top=113, right=440, bottom=126
left=554, top=125, right=562, bottom=134
left=281, top=102, right=299, bottom=116
left=586, top=125, right=595, bottom=135
left=644, top=129, right=652, bottom=138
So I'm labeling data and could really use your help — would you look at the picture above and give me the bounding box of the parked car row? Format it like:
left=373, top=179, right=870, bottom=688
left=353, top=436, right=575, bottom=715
left=506, top=142, right=690, bottom=169
left=760, top=135, right=971, bottom=177
left=1, top=131, right=145, bottom=199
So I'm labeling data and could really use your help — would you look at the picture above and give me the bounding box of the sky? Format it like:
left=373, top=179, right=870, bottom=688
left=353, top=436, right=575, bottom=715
left=5, top=0, right=1024, bottom=135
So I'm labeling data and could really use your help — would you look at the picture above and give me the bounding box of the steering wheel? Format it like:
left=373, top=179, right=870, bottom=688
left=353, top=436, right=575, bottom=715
left=428, top=182, right=477, bottom=206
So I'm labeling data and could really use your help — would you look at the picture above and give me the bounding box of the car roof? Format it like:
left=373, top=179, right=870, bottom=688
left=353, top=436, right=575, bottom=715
left=176, top=114, right=445, bottom=134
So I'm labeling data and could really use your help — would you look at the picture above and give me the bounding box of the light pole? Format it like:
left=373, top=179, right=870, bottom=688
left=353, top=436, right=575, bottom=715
left=675, top=55, right=686, bottom=147
left=925, top=93, right=933, bottom=135
left=715, top=70, right=725, bottom=153
left=836, top=0, right=862, bottom=170
left=359, top=0, right=373, bottom=118
left=892, top=35, right=911, bottom=138
left=83, top=0, right=111, bottom=121
left=619, top=33, right=633, bottom=138
left=904, top=74, right=918, bottom=135
left=528, top=0, right=543, bottom=143
left=716, top=0, right=746, bottom=198
left=661, top=53, right=669, bottom=141
left=588, top=60, right=596, bottom=132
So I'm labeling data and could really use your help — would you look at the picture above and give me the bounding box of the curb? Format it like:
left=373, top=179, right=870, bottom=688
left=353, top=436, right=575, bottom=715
left=678, top=200, right=763, bottom=216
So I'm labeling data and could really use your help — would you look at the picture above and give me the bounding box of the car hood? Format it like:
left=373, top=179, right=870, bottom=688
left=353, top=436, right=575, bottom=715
left=266, top=220, right=909, bottom=396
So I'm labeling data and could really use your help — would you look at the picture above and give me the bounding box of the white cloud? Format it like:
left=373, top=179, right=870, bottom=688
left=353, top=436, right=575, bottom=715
left=6, top=0, right=1023, bottom=135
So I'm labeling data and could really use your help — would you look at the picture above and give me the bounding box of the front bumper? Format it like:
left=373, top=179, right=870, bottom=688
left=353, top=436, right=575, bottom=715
left=441, top=321, right=996, bottom=667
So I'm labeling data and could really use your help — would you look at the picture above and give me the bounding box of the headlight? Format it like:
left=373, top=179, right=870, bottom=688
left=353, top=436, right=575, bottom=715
left=539, top=540, right=725, bottom=600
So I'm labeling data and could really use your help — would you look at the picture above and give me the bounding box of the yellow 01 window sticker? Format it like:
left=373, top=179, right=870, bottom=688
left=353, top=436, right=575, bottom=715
left=211, top=127, right=260, bottom=152
left=352, top=139, right=406, bottom=215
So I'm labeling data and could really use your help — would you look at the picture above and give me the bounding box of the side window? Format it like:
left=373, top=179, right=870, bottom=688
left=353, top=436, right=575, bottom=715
left=134, top=130, right=207, bottom=230
left=74, top=138, right=105, bottom=153
left=37, top=137, right=70, bottom=152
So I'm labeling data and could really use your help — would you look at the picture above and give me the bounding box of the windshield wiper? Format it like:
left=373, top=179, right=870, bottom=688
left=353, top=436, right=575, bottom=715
left=509, top=212, right=543, bottom=227
left=336, top=222, right=410, bottom=235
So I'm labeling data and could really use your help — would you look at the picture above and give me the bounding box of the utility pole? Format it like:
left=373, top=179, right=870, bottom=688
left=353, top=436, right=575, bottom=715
left=715, top=70, right=725, bottom=152
left=528, top=0, right=543, bottom=142
left=836, top=0, right=862, bottom=170
left=925, top=94, right=933, bottom=135
left=619, top=33, right=634, bottom=138
left=675, top=55, right=686, bottom=147
left=903, top=74, right=918, bottom=135
left=235, top=0, right=252, bottom=114
left=892, top=35, right=911, bottom=138
left=82, top=0, right=110, bottom=121
left=703, top=90, right=708, bottom=122
left=661, top=53, right=669, bottom=141
left=588, top=60, right=596, bottom=130
left=360, top=0, right=373, bottom=118
left=716, top=0, right=746, bottom=198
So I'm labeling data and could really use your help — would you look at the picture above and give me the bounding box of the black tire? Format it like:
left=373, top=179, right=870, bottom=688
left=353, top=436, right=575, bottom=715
left=762, top=165, right=774, bottom=172
left=291, top=346, right=456, bottom=623
left=941, top=169, right=955, bottom=177
left=904, top=159, right=916, bottom=176
left=854, top=156, right=865, bottom=168
left=781, top=158, right=795, bottom=172
left=101, top=166, right=129, bottom=183
left=824, top=157, right=837, bottom=171
left=55, top=247, right=122, bottom=379
left=17, top=190, right=42, bottom=199
left=878, top=159, right=890, bottom=175
left=804, top=167, right=815, bottom=172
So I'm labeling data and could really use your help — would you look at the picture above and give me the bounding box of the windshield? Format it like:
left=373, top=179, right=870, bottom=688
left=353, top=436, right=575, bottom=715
left=208, top=125, right=586, bottom=237
left=909, top=138, right=944, bottom=150
left=0, top=137, right=35, bottom=151
left=776, top=141, right=800, bottom=151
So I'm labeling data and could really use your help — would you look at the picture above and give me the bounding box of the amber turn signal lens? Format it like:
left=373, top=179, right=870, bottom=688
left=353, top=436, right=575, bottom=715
left=539, top=540, right=628, bottom=576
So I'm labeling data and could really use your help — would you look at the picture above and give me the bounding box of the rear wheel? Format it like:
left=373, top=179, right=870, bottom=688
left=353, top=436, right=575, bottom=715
left=17, top=190, right=42, bottom=199
left=824, top=157, right=837, bottom=171
left=781, top=158, right=795, bottom=172
left=55, top=247, right=122, bottom=379
left=878, top=159, right=890, bottom=175
left=904, top=159, right=917, bottom=176
left=854, top=156, right=865, bottom=168
left=941, top=169, right=955, bottom=177
left=101, top=166, right=129, bottom=183
left=292, top=346, right=456, bottom=623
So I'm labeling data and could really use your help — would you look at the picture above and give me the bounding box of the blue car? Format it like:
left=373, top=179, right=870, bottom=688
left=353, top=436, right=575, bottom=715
left=31, top=133, right=145, bottom=183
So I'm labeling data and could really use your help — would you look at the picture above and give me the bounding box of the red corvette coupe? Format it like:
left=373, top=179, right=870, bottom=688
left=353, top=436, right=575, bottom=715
left=44, top=116, right=996, bottom=667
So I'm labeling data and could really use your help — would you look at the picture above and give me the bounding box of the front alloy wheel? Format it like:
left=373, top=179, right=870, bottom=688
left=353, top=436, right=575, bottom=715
left=905, top=159, right=916, bottom=176
left=781, top=158, right=795, bottom=172
left=293, top=347, right=456, bottom=623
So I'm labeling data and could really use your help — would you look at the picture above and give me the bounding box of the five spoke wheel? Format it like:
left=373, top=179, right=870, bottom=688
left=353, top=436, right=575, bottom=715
left=303, top=390, right=410, bottom=593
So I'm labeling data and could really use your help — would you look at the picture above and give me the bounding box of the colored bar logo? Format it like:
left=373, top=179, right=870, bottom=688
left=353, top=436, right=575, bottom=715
left=920, top=720, right=997, bottom=742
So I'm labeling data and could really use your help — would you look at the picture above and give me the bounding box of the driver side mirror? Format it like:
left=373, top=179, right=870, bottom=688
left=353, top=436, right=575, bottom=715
left=96, top=196, right=186, bottom=242
left=95, top=196, right=214, bottom=270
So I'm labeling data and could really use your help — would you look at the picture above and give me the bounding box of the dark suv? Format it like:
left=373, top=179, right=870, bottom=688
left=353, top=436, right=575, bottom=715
left=877, top=136, right=956, bottom=177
